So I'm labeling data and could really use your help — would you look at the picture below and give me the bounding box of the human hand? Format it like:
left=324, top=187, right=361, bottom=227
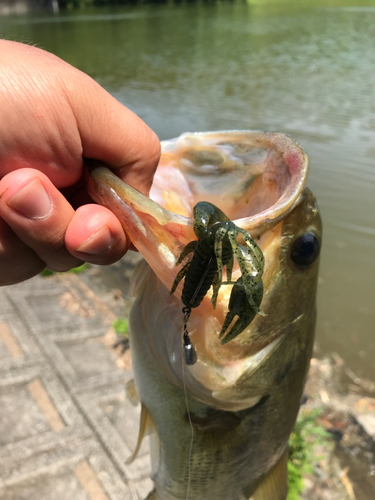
left=0, top=40, right=160, bottom=286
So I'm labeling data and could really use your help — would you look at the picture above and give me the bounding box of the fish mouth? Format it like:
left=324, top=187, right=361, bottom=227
left=86, top=131, right=310, bottom=408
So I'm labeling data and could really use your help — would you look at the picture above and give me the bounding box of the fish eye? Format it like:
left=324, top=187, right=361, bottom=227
left=291, top=232, right=320, bottom=267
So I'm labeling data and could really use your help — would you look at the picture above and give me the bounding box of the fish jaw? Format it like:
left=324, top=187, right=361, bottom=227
left=86, top=131, right=320, bottom=409
left=86, top=130, right=308, bottom=291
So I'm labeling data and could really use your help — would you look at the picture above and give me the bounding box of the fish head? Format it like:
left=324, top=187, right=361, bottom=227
left=86, top=131, right=322, bottom=411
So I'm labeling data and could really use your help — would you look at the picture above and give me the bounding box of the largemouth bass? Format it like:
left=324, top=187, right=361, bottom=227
left=86, top=131, right=322, bottom=500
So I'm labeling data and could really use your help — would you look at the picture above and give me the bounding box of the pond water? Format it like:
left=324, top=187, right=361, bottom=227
left=1, top=0, right=374, bottom=380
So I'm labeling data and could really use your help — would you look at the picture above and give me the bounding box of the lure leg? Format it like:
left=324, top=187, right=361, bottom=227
left=212, top=226, right=230, bottom=306
left=226, top=255, right=234, bottom=284
left=175, top=240, right=197, bottom=266
left=211, top=273, right=221, bottom=308
left=228, top=232, right=264, bottom=315
left=170, top=262, right=191, bottom=296
left=228, top=230, right=263, bottom=277
left=219, top=278, right=261, bottom=344
left=211, top=255, right=234, bottom=309
left=214, top=226, right=228, bottom=284
left=238, top=228, right=265, bottom=269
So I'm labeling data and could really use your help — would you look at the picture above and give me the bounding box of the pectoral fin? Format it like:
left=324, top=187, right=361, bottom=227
left=125, top=379, right=139, bottom=406
left=126, top=403, right=151, bottom=464
left=248, top=446, right=289, bottom=500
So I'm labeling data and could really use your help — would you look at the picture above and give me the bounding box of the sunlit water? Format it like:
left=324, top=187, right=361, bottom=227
left=1, top=0, right=374, bottom=380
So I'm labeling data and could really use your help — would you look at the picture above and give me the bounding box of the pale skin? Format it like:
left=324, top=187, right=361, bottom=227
left=0, top=40, right=161, bottom=286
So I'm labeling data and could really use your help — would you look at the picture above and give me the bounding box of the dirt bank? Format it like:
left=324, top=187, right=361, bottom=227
left=301, top=353, right=375, bottom=500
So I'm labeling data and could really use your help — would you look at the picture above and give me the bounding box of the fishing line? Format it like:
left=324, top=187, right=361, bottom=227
left=181, top=335, right=194, bottom=500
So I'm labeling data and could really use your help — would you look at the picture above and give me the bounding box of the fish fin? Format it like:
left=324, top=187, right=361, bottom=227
left=248, top=446, right=289, bottom=500
left=126, top=403, right=151, bottom=464
left=125, top=379, right=139, bottom=406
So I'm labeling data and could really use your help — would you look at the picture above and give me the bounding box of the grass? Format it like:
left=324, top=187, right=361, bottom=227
left=40, top=262, right=90, bottom=277
left=112, top=317, right=129, bottom=336
left=287, top=409, right=330, bottom=500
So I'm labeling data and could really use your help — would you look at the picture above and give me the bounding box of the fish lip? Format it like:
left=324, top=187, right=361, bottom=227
left=86, top=130, right=308, bottom=239
left=85, top=161, right=193, bottom=228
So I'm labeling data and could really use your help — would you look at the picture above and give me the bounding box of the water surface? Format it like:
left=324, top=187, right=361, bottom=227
left=1, top=0, right=374, bottom=380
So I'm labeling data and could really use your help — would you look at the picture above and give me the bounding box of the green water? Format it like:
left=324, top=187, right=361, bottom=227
left=1, top=1, right=375, bottom=380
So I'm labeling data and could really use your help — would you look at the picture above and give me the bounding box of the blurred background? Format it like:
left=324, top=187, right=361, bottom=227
left=0, top=0, right=374, bottom=381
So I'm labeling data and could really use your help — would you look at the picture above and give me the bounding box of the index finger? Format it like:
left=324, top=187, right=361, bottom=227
left=63, top=70, right=161, bottom=195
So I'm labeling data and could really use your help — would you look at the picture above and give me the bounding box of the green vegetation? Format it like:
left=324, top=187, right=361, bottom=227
left=58, top=0, right=236, bottom=8
left=287, top=409, right=330, bottom=500
left=58, top=0, right=94, bottom=8
left=40, top=262, right=90, bottom=277
left=67, top=262, right=90, bottom=274
left=112, top=317, right=129, bottom=336
left=40, top=268, right=55, bottom=277
left=57, top=0, right=156, bottom=8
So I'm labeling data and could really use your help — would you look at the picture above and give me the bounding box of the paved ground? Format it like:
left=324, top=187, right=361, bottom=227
left=0, top=261, right=152, bottom=500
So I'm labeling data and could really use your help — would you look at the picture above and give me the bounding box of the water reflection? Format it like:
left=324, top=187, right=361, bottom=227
left=1, top=1, right=374, bottom=379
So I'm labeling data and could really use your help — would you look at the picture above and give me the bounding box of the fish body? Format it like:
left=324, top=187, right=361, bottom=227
left=86, top=131, right=322, bottom=500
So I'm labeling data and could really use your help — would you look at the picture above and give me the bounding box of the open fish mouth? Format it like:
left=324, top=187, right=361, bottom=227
left=86, top=131, right=318, bottom=409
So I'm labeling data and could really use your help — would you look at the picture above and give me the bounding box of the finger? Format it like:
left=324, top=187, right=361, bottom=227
left=64, top=71, right=161, bottom=194
left=0, top=169, right=83, bottom=272
left=0, top=218, right=45, bottom=286
left=65, top=204, right=128, bottom=265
